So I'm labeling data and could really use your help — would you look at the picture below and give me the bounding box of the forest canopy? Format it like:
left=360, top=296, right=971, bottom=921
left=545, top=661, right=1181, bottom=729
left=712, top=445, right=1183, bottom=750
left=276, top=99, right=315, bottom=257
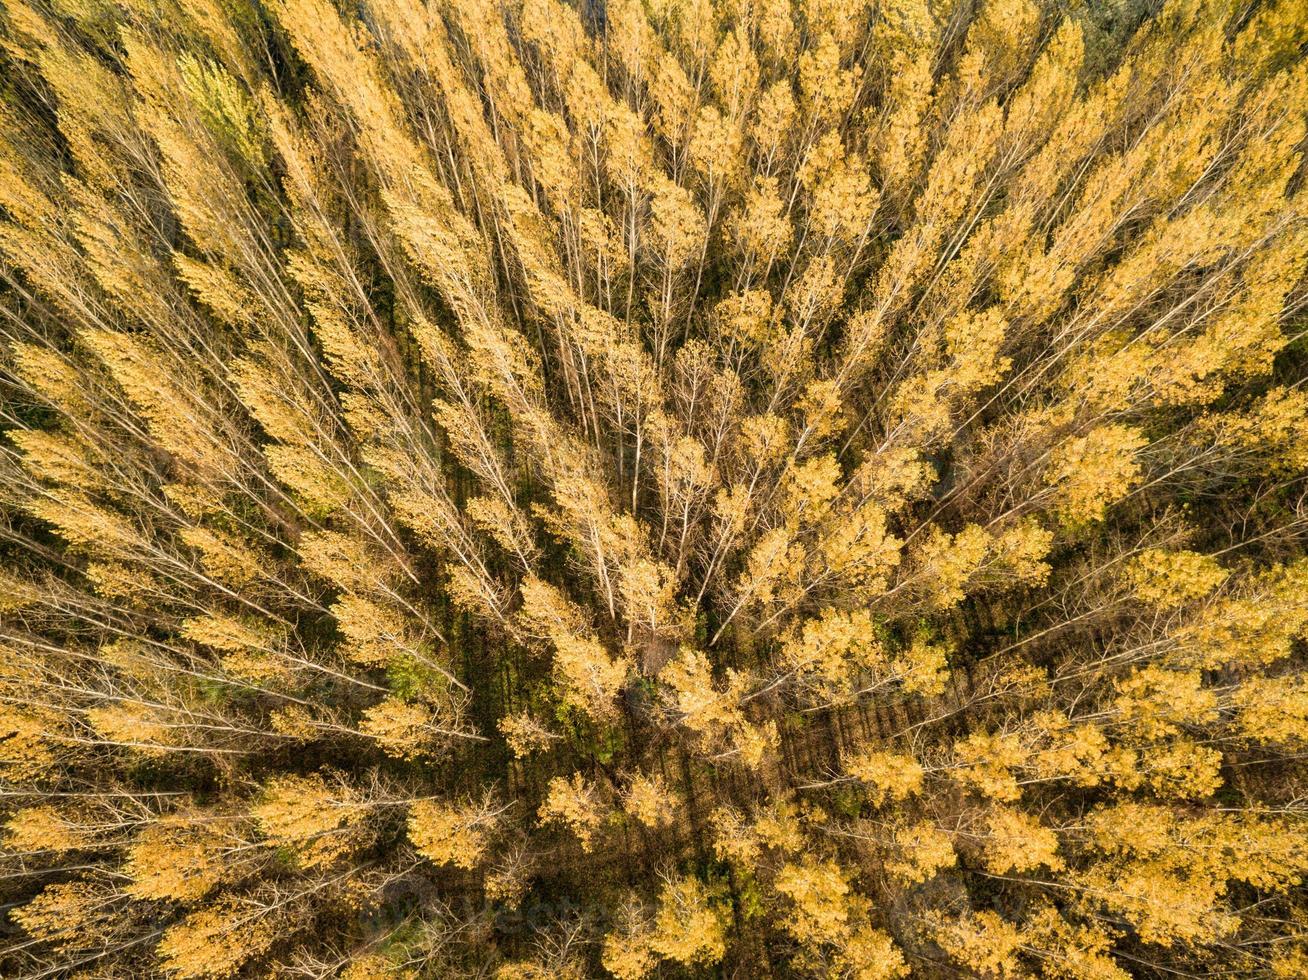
left=1, top=0, right=1307, bottom=976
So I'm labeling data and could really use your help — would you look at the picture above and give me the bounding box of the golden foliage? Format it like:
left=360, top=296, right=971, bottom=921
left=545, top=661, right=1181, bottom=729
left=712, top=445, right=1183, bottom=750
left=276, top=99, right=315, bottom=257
left=407, top=798, right=492, bottom=870
left=538, top=773, right=605, bottom=852
left=0, top=0, right=1306, bottom=976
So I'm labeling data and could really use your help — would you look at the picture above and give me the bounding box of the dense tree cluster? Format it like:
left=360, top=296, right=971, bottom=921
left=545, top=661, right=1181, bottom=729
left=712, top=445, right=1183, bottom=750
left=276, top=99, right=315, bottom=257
left=1, top=0, right=1307, bottom=975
